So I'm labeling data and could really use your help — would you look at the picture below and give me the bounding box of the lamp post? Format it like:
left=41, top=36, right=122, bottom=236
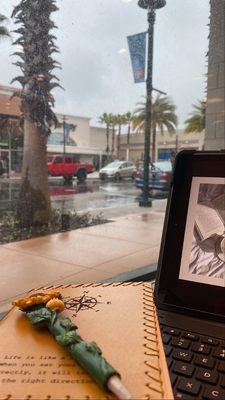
left=138, top=0, right=166, bottom=207
left=62, top=115, right=66, bottom=156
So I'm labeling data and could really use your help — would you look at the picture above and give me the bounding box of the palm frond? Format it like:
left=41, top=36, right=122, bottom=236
left=184, top=100, right=206, bottom=133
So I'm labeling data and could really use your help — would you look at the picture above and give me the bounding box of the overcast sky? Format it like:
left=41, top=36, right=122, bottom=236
left=0, top=0, right=209, bottom=128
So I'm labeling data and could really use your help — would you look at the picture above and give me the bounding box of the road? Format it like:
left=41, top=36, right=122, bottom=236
left=0, top=177, right=168, bottom=218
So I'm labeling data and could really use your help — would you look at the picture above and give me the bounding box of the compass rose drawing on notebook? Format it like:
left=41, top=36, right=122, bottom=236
left=64, top=291, right=104, bottom=315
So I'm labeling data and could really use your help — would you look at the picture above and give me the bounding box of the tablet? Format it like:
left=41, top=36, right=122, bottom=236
left=155, top=150, right=225, bottom=321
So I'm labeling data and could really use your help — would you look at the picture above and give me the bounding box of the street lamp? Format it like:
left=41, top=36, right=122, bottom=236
left=62, top=115, right=66, bottom=156
left=138, top=0, right=166, bottom=207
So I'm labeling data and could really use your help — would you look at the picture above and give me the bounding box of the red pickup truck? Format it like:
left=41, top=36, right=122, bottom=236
left=47, top=155, right=94, bottom=182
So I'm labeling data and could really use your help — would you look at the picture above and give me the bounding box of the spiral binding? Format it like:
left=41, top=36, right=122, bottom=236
left=142, top=283, right=166, bottom=399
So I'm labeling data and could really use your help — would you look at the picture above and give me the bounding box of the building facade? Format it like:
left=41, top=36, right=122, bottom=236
left=0, top=85, right=111, bottom=173
left=205, top=0, right=225, bottom=150
left=0, top=84, right=206, bottom=174
left=118, top=129, right=205, bottom=165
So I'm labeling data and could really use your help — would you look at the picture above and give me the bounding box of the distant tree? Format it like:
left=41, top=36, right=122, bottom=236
left=11, top=0, right=61, bottom=227
left=125, top=112, right=133, bottom=148
left=133, top=95, right=178, bottom=162
left=184, top=100, right=206, bottom=133
left=110, top=114, right=117, bottom=157
left=115, top=114, right=126, bottom=156
left=99, top=112, right=113, bottom=160
left=0, top=14, right=10, bottom=39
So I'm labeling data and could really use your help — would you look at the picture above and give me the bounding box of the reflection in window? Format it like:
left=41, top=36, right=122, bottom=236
left=47, top=132, right=77, bottom=146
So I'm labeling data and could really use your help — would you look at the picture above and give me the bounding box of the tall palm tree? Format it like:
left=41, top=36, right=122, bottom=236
left=133, top=95, right=178, bottom=162
left=115, top=114, right=126, bottom=156
left=0, top=14, right=10, bottom=39
left=99, top=112, right=113, bottom=160
left=11, top=0, right=61, bottom=227
left=110, top=114, right=117, bottom=157
left=125, top=112, right=133, bottom=147
left=124, top=111, right=134, bottom=160
left=184, top=100, right=206, bottom=133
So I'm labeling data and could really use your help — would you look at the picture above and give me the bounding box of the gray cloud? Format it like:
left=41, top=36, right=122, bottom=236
left=0, top=0, right=209, bottom=127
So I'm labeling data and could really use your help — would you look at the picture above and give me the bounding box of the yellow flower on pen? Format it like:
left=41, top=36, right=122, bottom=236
left=46, top=298, right=65, bottom=312
left=12, top=291, right=63, bottom=310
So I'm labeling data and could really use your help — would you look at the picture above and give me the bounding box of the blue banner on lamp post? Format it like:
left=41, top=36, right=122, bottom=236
left=127, top=32, right=146, bottom=83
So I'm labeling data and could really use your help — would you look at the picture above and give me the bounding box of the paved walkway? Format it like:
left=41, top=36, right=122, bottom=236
left=0, top=196, right=167, bottom=314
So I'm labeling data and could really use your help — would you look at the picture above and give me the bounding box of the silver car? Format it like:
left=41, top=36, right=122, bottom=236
left=99, top=160, right=136, bottom=181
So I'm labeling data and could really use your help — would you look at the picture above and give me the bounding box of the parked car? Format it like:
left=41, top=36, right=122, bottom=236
left=99, top=160, right=136, bottom=181
left=47, top=155, right=94, bottom=182
left=135, top=161, right=172, bottom=192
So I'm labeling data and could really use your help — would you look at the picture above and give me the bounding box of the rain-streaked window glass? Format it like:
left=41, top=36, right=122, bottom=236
left=0, top=0, right=223, bottom=245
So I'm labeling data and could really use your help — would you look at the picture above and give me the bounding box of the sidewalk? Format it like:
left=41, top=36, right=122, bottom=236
left=0, top=200, right=166, bottom=313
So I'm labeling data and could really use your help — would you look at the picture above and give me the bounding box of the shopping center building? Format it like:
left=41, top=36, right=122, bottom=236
left=0, top=84, right=205, bottom=174
left=0, top=85, right=110, bottom=173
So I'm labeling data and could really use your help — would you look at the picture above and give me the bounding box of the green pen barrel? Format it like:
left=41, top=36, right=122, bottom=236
left=25, top=306, right=120, bottom=392
left=70, top=340, right=120, bottom=391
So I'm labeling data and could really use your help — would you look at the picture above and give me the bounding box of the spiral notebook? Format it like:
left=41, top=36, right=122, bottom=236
left=0, top=282, right=173, bottom=400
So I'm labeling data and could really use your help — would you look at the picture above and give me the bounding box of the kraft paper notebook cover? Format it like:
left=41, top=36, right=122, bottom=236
left=0, top=282, right=173, bottom=400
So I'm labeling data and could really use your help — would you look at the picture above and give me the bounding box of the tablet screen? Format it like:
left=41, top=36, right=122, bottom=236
left=179, top=177, right=225, bottom=288
left=155, top=151, right=225, bottom=319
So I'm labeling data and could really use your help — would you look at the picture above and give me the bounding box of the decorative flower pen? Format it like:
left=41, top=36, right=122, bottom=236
left=12, top=291, right=132, bottom=400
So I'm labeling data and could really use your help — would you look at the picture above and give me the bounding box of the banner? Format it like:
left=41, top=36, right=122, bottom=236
left=127, top=32, right=146, bottom=83
left=64, top=122, right=76, bottom=145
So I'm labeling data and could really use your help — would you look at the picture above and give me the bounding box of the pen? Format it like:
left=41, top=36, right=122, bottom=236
left=12, top=291, right=132, bottom=400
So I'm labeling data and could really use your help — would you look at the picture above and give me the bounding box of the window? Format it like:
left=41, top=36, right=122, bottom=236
left=55, top=156, right=62, bottom=164
left=0, top=1, right=223, bottom=288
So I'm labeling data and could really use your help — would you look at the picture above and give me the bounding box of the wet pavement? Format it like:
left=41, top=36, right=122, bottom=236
left=0, top=202, right=166, bottom=313
left=0, top=175, right=168, bottom=217
left=0, top=173, right=168, bottom=314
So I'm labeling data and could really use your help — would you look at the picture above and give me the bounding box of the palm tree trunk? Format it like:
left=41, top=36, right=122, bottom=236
left=117, top=125, right=121, bottom=157
left=106, top=125, right=110, bottom=160
left=126, top=122, right=131, bottom=161
left=152, top=125, right=157, bottom=162
left=18, top=117, right=51, bottom=226
left=111, top=126, right=115, bottom=156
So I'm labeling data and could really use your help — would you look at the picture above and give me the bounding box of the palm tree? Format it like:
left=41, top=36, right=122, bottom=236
left=133, top=95, right=178, bottom=162
left=0, top=14, right=10, bottom=39
left=184, top=100, right=206, bottom=133
left=110, top=114, right=117, bottom=157
left=115, top=114, right=126, bottom=156
left=124, top=111, right=134, bottom=160
left=11, top=0, right=61, bottom=227
left=99, top=112, right=113, bottom=160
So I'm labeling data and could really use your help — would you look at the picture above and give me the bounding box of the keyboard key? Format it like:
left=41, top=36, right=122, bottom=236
left=169, top=372, right=177, bottom=386
left=166, top=357, right=173, bottom=369
left=184, top=333, right=199, bottom=341
left=174, top=391, right=195, bottom=399
left=192, top=343, right=211, bottom=354
left=173, top=349, right=193, bottom=362
left=177, top=377, right=201, bottom=396
left=217, top=361, right=225, bottom=374
left=194, top=354, right=215, bottom=369
left=172, top=361, right=195, bottom=377
left=203, top=386, right=225, bottom=400
left=171, top=337, right=190, bottom=349
left=164, top=344, right=172, bottom=357
left=164, top=327, right=180, bottom=336
left=213, top=348, right=225, bottom=360
left=221, top=375, right=225, bottom=389
left=196, top=368, right=218, bottom=385
left=162, top=332, right=171, bottom=344
left=201, top=337, right=219, bottom=346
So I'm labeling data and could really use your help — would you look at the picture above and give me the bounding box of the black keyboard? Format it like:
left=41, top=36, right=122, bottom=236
left=161, top=325, right=225, bottom=399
